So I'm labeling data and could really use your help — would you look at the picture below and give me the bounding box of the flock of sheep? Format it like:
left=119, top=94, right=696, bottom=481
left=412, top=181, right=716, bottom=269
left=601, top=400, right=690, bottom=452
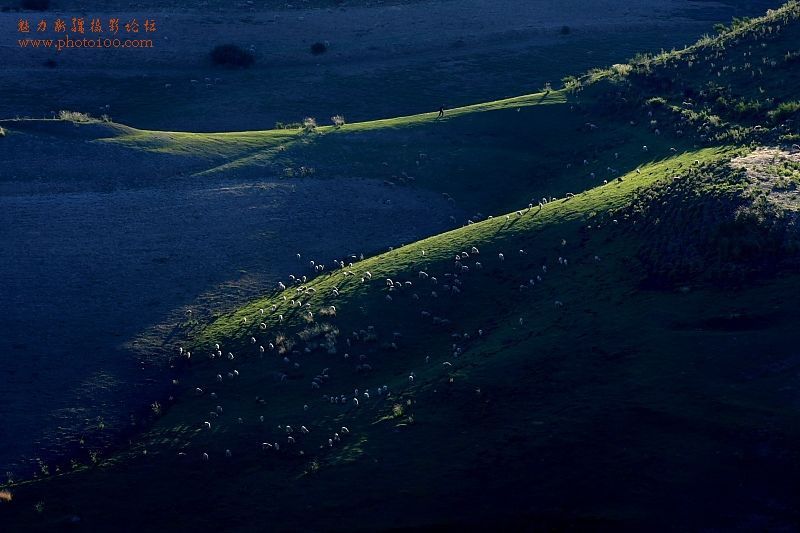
left=173, top=196, right=590, bottom=465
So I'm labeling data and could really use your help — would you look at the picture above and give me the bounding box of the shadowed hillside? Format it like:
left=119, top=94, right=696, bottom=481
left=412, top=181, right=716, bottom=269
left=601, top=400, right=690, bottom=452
left=1, top=2, right=800, bottom=531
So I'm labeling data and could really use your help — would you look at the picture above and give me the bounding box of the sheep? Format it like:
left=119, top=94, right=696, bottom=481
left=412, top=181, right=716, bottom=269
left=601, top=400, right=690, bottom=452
left=225, top=449, right=232, bottom=458
left=202, top=452, right=209, bottom=461
left=278, top=282, right=286, bottom=290
left=203, top=421, right=211, bottom=430
left=498, top=253, right=505, bottom=262
left=301, top=425, right=309, bottom=434
left=554, top=300, right=564, bottom=308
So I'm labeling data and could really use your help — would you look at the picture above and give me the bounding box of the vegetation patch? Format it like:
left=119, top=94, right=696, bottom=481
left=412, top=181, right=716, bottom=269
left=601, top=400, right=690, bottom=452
left=210, top=44, right=255, bottom=68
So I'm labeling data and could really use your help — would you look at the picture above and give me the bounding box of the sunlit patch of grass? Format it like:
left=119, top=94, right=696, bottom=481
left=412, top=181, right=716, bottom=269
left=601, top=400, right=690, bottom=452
left=329, top=436, right=367, bottom=466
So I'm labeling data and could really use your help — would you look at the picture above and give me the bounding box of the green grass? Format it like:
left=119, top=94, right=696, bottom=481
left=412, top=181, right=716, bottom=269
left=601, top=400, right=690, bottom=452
left=3, top=3, right=800, bottom=530
left=4, top=142, right=800, bottom=530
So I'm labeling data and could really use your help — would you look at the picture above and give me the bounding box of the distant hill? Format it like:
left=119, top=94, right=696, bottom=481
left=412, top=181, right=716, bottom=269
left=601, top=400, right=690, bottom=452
left=1, top=3, right=799, bottom=531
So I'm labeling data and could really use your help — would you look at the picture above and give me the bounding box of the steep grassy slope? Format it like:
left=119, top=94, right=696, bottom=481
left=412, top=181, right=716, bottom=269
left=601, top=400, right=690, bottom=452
left=2, top=3, right=800, bottom=531
left=4, top=144, right=800, bottom=530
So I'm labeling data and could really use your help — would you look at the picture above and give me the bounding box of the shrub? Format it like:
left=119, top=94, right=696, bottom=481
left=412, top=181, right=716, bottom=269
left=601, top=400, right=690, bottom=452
left=21, top=0, right=49, bottom=11
left=768, top=101, right=800, bottom=121
left=43, top=59, right=57, bottom=68
left=645, top=96, right=668, bottom=107
left=58, top=110, right=92, bottom=122
left=274, top=121, right=302, bottom=130
left=210, top=44, right=255, bottom=68
left=310, top=42, right=327, bottom=55
left=0, top=127, right=6, bottom=138
left=302, top=117, right=317, bottom=131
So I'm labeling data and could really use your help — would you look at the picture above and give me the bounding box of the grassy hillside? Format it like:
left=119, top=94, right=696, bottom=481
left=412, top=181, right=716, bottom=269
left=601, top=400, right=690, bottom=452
left=2, top=2, right=800, bottom=531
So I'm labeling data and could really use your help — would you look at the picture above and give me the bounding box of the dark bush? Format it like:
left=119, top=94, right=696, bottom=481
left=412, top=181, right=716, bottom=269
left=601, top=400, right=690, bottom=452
left=210, top=44, right=255, bottom=68
left=310, top=42, right=327, bottom=55
left=44, top=59, right=57, bottom=68
left=21, top=0, right=49, bottom=10
left=559, top=25, right=571, bottom=35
